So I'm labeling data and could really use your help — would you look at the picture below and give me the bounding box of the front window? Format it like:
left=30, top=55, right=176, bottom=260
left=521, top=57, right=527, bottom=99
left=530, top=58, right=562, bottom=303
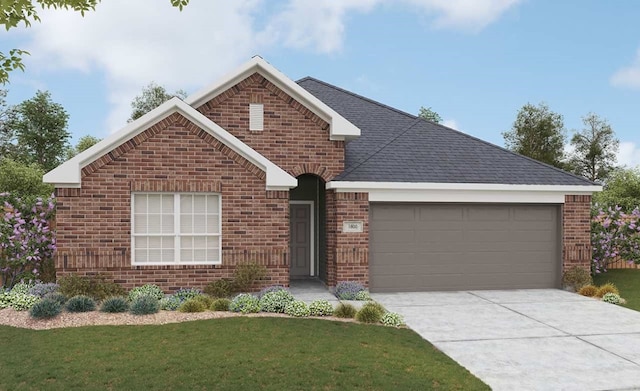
left=132, top=193, right=221, bottom=265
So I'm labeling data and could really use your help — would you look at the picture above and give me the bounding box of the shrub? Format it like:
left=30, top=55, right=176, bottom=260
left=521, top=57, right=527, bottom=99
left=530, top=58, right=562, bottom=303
left=578, top=285, right=598, bottom=297
left=596, top=283, right=620, bottom=298
left=58, top=274, right=126, bottom=301
left=257, top=285, right=287, bottom=299
left=29, top=282, right=59, bottom=298
left=363, top=301, right=386, bottom=314
left=192, top=294, right=214, bottom=309
left=309, top=300, right=334, bottom=316
left=259, top=290, right=295, bottom=313
left=562, top=266, right=593, bottom=291
left=229, top=293, right=260, bottom=314
left=173, top=288, right=202, bottom=302
left=10, top=293, right=40, bottom=311
left=0, top=292, right=12, bottom=309
left=233, top=262, right=267, bottom=292
left=355, top=290, right=371, bottom=301
left=178, top=298, right=207, bottom=313
left=381, top=312, right=404, bottom=327
left=334, top=281, right=365, bottom=300
left=29, top=298, right=62, bottom=319
left=128, top=284, right=164, bottom=301
left=100, top=297, right=129, bottom=313
left=204, top=279, right=234, bottom=298
left=602, top=292, right=622, bottom=305
left=591, top=206, right=640, bottom=273
left=43, top=292, right=67, bottom=306
left=159, top=296, right=182, bottom=311
left=130, top=295, right=160, bottom=315
left=11, top=281, right=36, bottom=295
left=284, top=300, right=310, bottom=317
left=333, top=303, right=357, bottom=318
left=65, top=295, right=96, bottom=313
left=356, top=303, right=384, bottom=324
left=210, top=298, right=231, bottom=311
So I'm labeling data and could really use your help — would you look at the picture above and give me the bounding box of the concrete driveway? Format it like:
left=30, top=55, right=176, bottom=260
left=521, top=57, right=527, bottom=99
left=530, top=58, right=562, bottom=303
left=372, top=289, right=640, bottom=391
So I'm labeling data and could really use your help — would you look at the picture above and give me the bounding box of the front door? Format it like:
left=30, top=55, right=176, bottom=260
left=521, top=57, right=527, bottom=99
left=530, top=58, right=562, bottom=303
left=290, top=203, right=312, bottom=278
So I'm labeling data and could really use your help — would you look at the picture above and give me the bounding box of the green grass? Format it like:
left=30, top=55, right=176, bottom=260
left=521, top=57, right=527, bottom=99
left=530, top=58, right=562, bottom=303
left=0, top=317, right=488, bottom=391
left=594, top=269, right=640, bottom=311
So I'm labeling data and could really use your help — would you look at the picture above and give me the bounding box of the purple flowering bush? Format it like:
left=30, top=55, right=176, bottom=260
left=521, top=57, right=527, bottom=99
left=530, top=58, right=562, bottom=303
left=0, top=193, right=56, bottom=289
left=334, top=281, right=366, bottom=300
left=592, top=206, right=640, bottom=273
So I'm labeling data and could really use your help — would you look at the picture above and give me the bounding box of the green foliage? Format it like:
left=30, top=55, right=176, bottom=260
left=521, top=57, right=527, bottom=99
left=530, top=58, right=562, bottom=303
left=355, top=290, right=371, bottom=301
left=159, top=296, right=182, bottom=311
left=594, top=269, right=640, bottom=311
left=210, top=298, right=231, bottom=312
left=65, top=295, right=96, bottom=313
left=308, top=300, right=334, bottom=316
left=173, top=288, right=202, bottom=302
left=0, top=291, right=11, bottom=308
left=232, top=263, right=267, bottom=293
left=355, top=303, right=385, bottom=324
left=10, top=280, right=35, bottom=295
left=129, top=295, right=160, bottom=316
left=100, top=297, right=129, bottom=313
left=29, top=297, right=62, bottom=319
left=566, top=113, right=619, bottom=183
left=596, top=283, right=619, bottom=298
left=333, top=303, right=357, bottom=318
left=229, top=293, right=260, bottom=314
left=0, top=158, right=53, bottom=198
left=0, top=49, right=27, bottom=85
left=129, top=82, right=187, bottom=121
left=381, top=312, right=404, bottom=327
left=204, top=279, right=234, bottom=298
left=602, top=292, right=622, bottom=304
left=128, top=284, right=164, bottom=301
left=503, top=102, right=566, bottom=168
left=65, top=135, right=101, bottom=159
left=562, top=266, right=593, bottom=291
left=192, top=294, right=213, bottom=309
left=43, top=292, right=67, bottom=306
left=58, top=274, right=126, bottom=301
left=418, top=106, right=442, bottom=124
left=284, top=300, right=310, bottom=317
left=259, top=290, right=295, bottom=313
left=9, top=292, right=40, bottom=311
left=178, top=298, right=207, bottom=313
left=578, top=285, right=598, bottom=297
left=593, top=168, right=640, bottom=213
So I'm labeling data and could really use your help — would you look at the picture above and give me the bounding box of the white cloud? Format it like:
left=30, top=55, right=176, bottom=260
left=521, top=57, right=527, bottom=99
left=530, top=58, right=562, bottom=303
left=441, top=118, right=459, bottom=129
left=617, top=141, right=640, bottom=168
left=405, top=0, right=521, bottom=32
left=611, top=49, right=640, bottom=89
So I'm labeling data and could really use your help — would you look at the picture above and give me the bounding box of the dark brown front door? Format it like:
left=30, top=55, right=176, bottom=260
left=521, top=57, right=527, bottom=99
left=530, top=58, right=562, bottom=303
left=290, top=203, right=311, bottom=278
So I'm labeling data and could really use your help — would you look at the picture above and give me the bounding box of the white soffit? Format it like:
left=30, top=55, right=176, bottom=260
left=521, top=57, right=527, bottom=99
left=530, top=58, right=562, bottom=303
left=326, top=181, right=602, bottom=203
left=185, top=56, right=361, bottom=141
left=43, top=98, right=297, bottom=191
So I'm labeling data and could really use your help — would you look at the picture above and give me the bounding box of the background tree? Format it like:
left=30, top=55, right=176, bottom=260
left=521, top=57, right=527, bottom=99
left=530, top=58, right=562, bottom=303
left=418, top=106, right=442, bottom=124
left=593, top=168, right=640, bottom=213
left=503, top=102, right=566, bottom=168
left=566, top=113, right=619, bottom=183
left=0, top=157, right=53, bottom=199
left=0, top=0, right=190, bottom=84
left=0, top=89, right=17, bottom=158
left=65, top=134, right=101, bottom=159
left=9, top=90, right=70, bottom=172
left=129, top=82, right=187, bottom=121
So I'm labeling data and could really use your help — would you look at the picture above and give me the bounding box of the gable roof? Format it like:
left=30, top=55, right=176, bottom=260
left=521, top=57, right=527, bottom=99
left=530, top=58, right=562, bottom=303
left=43, top=97, right=297, bottom=191
left=297, top=77, right=597, bottom=187
left=185, top=56, right=360, bottom=141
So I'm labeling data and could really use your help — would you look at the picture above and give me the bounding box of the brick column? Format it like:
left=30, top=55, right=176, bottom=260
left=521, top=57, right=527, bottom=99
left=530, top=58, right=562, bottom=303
left=562, top=195, right=592, bottom=272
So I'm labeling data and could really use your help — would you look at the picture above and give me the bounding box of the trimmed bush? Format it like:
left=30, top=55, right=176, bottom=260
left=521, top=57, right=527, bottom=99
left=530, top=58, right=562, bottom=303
left=204, top=279, right=234, bottom=298
left=356, top=303, right=384, bottom=324
left=129, top=295, right=160, bottom=315
left=159, top=296, right=183, bottom=311
left=100, top=297, right=129, bottom=313
left=10, top=293, right=40, bottom=311
left=259, top=290, right=295, bottom=313
left=28, top=282, right=59, bottom=298
left=128, top=284, right=164, bottom=301
left=229, top=293, right=260, bottom=314
left=309, top=300, right=334, bottom=316
left=355, top=290, right=371, bottom=301
left=173, top=288, right=202, bottom=302
left=58, top=274, right=126, bottom=301
left=284, top=300, right=310, bottom=317
left=257, top=285, right=288, bottom=299
left=29, top=298, right=62, bottom=319
left=333, top=303, right=357, bottom=318
left=381, top=312, right=404, bottom=327
left=602, top=292, right=622, bottom=305
left=596, top=283, right=620, bottom=298
left=334, top=281, right=365, bottom=300
left=233, top=263, right=267, bottom=293
left=210, top=298, right=231, bottom=311
left=65, top=295, right=97, bottom=313
left=43, top=292, right=67, bottom=306
left=578, top=285, right=598, bottom=297
left=363, top=301, right=385, bottom=314
left=178, top=298, right=207, bottom=313
left=10, top=281, right=35, bottom=295
left=562, top=266, right=593, bottom=291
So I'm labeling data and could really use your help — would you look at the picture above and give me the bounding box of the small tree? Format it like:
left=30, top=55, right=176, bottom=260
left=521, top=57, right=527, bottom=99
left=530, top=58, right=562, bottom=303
left=593, top=168, right=640, bottom=213
left=65, top=135, right=101, bottom=159
left=129, top=82, right=187, bottom=121
left=418, top=106, right=442, bottom=124
left=0, top=158, right=53, bottom=199
left=591, top=206, right=640, bottom=273
left=567, top=113, right=619, bottom=183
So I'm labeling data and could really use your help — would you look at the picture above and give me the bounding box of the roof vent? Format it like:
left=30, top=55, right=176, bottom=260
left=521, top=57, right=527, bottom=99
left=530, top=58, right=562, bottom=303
left=249, top=103, right=264, bottom=131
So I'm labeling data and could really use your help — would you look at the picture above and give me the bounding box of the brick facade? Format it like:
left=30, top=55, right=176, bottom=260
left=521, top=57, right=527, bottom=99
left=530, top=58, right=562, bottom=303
left=562, top=194, right=592, bottom=272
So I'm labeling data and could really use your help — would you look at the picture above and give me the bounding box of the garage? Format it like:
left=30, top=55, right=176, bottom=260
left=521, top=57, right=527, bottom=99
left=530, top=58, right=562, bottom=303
left=369, top=203, right=561, bottom=292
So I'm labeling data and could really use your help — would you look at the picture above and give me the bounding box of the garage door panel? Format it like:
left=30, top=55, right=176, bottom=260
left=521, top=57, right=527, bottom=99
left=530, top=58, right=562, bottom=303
left=369, top=203, right=561, bottom=292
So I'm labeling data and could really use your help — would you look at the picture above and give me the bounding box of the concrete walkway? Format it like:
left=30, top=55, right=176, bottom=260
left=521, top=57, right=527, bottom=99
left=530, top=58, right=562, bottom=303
left=372, top=289, right=640, bottom=391
left=289, top=279, right=340, bottom=306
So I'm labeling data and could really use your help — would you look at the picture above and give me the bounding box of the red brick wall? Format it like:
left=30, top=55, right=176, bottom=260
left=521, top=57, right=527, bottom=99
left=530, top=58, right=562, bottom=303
left=55, top=113, right=290, bottom=292
left=562, top=195, right=592, bottom=272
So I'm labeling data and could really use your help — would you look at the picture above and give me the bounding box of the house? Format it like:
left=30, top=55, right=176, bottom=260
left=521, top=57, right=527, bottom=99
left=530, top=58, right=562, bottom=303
left=44, top=56, right=601, bottom=293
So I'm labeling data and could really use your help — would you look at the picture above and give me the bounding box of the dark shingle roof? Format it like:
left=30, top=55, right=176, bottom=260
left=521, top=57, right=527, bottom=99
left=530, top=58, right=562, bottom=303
left=297, top=77, right=595, bottom=186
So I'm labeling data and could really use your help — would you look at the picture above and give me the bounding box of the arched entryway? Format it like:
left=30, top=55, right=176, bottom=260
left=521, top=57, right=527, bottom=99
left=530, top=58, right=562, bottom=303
left=289, top=174, right=326, bottom=281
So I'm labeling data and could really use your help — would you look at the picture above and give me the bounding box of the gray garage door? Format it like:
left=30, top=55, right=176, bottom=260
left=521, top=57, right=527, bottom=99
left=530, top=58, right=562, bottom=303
left=369, top=203, right=561, bottom=292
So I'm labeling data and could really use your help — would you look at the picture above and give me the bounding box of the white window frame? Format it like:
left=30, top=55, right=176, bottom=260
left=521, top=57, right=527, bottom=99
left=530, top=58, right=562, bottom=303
left=131, top=192, right=222, bottom=266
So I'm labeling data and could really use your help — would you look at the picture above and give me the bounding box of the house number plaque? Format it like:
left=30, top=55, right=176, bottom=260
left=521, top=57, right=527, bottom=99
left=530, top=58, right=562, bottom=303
left=343, top=221, right=364, bottom=233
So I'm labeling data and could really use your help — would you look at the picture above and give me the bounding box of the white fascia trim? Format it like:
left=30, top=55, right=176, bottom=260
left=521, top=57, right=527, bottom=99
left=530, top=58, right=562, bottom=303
left=44, top=97, right=297, bottom=191
left=326, top=181, right=602, bottom=204
left=184, top=56, right=361, bottom=141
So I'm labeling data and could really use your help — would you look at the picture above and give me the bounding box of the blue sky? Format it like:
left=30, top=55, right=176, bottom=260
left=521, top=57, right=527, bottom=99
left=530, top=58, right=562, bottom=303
left=3, top=0, right=640, bottom=167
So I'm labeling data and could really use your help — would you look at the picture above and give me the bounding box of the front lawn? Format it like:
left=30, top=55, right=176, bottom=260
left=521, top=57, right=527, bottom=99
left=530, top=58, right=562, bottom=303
left=594, top=269, right=640, bottom=311
left=0, top=317, right=488, bottom=390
